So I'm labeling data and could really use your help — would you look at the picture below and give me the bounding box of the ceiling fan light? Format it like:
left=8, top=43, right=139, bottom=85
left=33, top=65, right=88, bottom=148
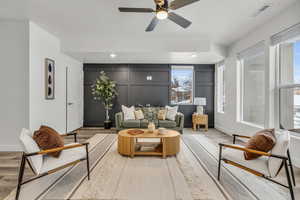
left=156, top=10, right=168, bottom=20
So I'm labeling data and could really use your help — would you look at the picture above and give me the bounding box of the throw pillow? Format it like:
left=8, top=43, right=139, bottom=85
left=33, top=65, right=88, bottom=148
left=157, top=110, right=167, bottom=120
left=165, top=106, right=178, bottom=121
left=33, top=125, right=64, bottom=158
left=19, top=128, right=43, bottom=174
left=244, top=128, right=276, bottom=160
left=134, top=110, right=144, bottom=120
left=122, top=105, right=135, bottom=121
left=268, top=130, right=290, bottom=177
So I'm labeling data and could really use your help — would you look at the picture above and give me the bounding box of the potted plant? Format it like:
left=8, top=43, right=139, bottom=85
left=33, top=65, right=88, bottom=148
left=91, top=71, right=118, bottom=129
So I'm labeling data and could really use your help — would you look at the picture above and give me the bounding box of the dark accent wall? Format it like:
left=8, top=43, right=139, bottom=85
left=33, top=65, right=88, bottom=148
left=84, top=64, right=215, bottom=128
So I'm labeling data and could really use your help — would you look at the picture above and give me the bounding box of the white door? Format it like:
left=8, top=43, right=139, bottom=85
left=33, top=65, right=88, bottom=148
left=66, top=66, right=83, bottom=133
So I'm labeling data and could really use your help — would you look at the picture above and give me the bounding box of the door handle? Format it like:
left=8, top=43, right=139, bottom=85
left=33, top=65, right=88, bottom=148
left=68, top=102, right=74, bottom=106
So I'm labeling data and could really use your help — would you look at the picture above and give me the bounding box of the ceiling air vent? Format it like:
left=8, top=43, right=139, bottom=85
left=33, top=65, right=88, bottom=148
left=252, top=5, right=271, bottom=17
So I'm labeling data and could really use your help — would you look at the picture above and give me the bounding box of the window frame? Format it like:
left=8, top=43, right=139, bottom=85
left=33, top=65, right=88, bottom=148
left=170, top=65, right=195, bottom=105
left=276, top=39, right=300, bottom=130
left=237, top=42, right=266, bottom=128
left=217, top=62, right=225, bottom=113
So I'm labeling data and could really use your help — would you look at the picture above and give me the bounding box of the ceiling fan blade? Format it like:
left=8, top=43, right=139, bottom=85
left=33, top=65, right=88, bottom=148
left=169, top=0, right=200, bottom=10
left=168, top=12, right=191, bottom=28
left=146, top=17, right=159, bottom=32
left=119, top=7, right=155, bottom=13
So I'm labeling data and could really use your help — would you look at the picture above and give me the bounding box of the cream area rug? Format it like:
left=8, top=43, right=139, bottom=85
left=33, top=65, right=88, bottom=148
left=69, top=141, right=228, bottom=200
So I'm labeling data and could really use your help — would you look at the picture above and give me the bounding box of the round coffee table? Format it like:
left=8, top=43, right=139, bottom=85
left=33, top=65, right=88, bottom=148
left=118, top=129, right=180, bottom=158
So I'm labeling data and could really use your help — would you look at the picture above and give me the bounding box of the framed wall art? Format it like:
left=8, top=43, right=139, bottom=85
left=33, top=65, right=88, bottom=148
left=45, top=58, right=55, bottom=100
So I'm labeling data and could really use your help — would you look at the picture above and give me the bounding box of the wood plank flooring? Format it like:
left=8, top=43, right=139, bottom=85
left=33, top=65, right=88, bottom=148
left=0, top=128, right=114, bottom=200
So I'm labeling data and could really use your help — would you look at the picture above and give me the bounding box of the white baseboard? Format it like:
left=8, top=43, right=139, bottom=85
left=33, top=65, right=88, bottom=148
left=214, top=125, right=233, bottom=136
left=0, top=145, right=22, bottom=152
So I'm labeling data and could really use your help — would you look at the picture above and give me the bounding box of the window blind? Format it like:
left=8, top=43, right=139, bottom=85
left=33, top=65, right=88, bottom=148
left=237, top=41, right=265, bottom=60
left=271, top=22, right=300, bottom=45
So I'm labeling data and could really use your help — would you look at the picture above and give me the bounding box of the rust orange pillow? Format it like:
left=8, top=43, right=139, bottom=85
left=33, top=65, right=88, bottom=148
left=33, top=125, right=64, bottom=158
left=244, top=129, right=276, bottom=160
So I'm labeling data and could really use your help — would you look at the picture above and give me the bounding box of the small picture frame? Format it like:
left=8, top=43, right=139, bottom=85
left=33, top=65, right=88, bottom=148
left=45, top=58, right=55, bottom=100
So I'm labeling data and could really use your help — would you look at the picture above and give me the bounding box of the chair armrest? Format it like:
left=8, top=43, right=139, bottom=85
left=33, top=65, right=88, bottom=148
left=219, top=143, right=287, bottom=160
left=61, top=132, right=78, bottom=142
left=232, top=134, right=251, bottom=144
left=25, top=142, right=89, bottom=157
left=175, top=112, right=184, bottom=128
left=232, top=134, right=251, bottom=139
left=115, top=112, right=123, bottom=129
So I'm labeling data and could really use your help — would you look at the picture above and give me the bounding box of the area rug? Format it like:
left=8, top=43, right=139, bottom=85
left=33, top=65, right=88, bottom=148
left=42, top=139, right=230, bottom=200
left=182, top=134, right=300, bottom=200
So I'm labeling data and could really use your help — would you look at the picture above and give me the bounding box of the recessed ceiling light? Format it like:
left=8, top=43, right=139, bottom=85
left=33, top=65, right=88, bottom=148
left=191, top=54, right=197, bottom=58
left=110, top=53, right=117, bottom=58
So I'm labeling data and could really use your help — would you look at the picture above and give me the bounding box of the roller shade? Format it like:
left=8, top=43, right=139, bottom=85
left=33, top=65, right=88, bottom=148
left=237, top=41, right=265, bottom=60
left=271, top=22, right=300, bottom=45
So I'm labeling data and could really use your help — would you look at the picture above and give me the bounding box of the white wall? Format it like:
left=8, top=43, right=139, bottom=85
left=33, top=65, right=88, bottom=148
left=215, top=1, right=300, bottom=135
left=215, top=2, right=300, bottom=165
left=0, top=20, right=29, bottom=151
left=0, top=20, right=83, bottom=151
left=29, top=21, right=83, bottom=134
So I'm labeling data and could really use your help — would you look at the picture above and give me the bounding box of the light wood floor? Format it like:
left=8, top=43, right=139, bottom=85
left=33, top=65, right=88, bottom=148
left=2, top=128, right=297, bottom=200
left=0, top=128, right=114, bottom=200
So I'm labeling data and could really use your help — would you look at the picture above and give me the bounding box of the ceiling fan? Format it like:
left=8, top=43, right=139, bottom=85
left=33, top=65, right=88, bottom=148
left=118, top=0, right=200, bottom=32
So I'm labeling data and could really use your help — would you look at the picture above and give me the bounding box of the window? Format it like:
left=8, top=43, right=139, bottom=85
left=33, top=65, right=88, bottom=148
left=271, top=22, right=300, bottom=131
left=217, top=62, right=225, bottom=113
left=238, top=42, right=265, bottom=127
left=171, top=66, right=194, bottom=104
left=278, top=41, right=300, bottom=130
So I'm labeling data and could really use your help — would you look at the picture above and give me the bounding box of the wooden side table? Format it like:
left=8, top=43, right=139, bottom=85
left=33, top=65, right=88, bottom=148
left=192, top=114, right=208, bottom=131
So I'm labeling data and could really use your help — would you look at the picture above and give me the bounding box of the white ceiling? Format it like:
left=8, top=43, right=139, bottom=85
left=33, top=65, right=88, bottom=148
left=0, top=0, right=297, bottom=63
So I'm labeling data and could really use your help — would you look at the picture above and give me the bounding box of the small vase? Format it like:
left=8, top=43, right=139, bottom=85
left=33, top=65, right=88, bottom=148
left=148, top=122, right=155, bottom=133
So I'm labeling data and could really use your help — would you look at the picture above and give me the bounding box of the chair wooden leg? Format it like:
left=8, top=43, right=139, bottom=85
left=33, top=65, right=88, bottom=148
left=233, top=135, right=236, bottom=144
left=287, top=149, right=296, bottom=186
left=85, top=144, right=90, bottom=180
left=284, top=160, right=295, bottom=200
left=74, top=133, right=78, bottom=143
left=218, top=145, right=222, bottom=181
left=15, top=154, right=26, bottom=200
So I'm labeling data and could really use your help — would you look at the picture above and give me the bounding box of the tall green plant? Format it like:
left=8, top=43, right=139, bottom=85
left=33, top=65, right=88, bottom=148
left=91, top=71, right=118, bottom=121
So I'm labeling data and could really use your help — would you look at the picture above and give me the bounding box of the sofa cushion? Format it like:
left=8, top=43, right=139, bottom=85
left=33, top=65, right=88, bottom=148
left=142, top=107, right=155, bottom=121
left=157, top=109, right=167, bottom=120
left=122, top=105, right=135, bottom=121
left=122, top=120, right=141, bottom=128
left=158, top=120, right=177, bottom=128
left=166, top=106, right=178, bottom=121
left=140, top=119, right=158, bottom=128
left=134, top=110, right=144, bottom=120
left=33, top=125, right=64, bottom=158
